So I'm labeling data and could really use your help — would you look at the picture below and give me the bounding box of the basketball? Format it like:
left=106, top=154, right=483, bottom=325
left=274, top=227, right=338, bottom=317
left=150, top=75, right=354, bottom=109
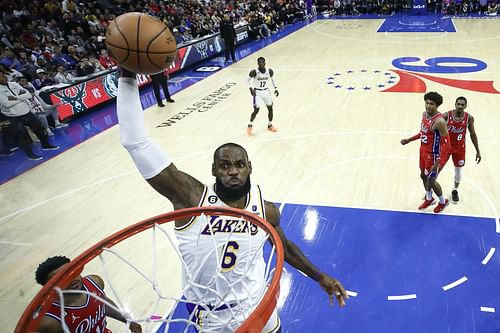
left=105, top=12, right=177, bottom=75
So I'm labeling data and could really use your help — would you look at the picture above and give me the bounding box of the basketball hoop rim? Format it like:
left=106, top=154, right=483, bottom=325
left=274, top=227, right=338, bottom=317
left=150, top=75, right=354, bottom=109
left=15, top=206, right=284, bottom=333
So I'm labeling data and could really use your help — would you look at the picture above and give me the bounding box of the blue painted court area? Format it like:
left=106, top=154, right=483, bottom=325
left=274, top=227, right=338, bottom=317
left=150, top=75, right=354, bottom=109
left=159, top=204, right=500, bottom=332
left=378, top=14, right=456, bottom=32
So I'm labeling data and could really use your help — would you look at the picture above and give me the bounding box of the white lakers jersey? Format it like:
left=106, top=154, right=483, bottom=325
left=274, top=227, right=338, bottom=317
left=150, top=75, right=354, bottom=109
left=254, top=68, right=271, bottom=90
left=174, top=184, right=268, bottom=306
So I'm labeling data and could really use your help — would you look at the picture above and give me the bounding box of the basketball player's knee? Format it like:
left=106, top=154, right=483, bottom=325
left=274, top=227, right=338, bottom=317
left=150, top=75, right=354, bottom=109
left=454, top=166, right=463, bottom=183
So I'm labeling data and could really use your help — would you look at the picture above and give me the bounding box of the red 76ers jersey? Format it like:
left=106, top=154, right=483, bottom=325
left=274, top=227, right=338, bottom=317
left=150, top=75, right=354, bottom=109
left=420, top=112, right=444, bottom=154
left=447, top=110, right=469, bottom=149
left=45, top=276, right=111, bottom=333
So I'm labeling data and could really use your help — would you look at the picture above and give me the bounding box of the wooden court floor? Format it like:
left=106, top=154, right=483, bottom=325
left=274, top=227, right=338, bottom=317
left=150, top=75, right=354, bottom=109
left=2, top=17, right=500, bottom=331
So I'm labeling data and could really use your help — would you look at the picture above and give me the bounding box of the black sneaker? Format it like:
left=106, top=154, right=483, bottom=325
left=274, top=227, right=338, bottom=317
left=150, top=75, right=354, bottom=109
left=451, top=190, right=459, bottom=204
left=157, top=103, right=165, bottom=107
left=42, top=144, right=60, bottom=150
left=28, top=154, right=43, bottom=160
left=166, top=99, right=175, bottom=103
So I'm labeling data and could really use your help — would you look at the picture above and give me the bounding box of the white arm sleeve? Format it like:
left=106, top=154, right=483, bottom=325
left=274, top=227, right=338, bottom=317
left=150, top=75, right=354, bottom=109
left=117, top=77, right=171, bottom=179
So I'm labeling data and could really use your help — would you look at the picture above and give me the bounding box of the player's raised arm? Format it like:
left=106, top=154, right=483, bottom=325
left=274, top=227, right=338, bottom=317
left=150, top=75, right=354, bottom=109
left=116, top=69, right=204, bottom=209
left=264, top=200, right=348, bottom=307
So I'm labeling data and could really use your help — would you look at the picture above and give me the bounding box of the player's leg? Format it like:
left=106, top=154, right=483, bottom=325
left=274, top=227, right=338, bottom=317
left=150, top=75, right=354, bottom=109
left=248, top=95, right=262, bottom=136
left=248, top=107, right=260, bottom=136
left=451, top=151, right=465, bottom=203
left=430, top=158, right=450, bottom=213
left=266, top=105, right=277, bottom=132
left=418, top=152, right=436, bottom=209
left=264, top=92, right=277, bottom=132
left=430, top=175, right=449, bottom=213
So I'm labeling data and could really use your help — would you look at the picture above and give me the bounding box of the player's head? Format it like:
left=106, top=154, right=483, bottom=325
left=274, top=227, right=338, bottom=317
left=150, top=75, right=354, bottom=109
left=212, top=143, right=252, bottom=201
left=35, top=256, right=83, bottom=290
left=455, top=96, right=467, bottom=111
left=423, top=91, right=443, bottom=114
left=257, top=57, right=266, bottom=69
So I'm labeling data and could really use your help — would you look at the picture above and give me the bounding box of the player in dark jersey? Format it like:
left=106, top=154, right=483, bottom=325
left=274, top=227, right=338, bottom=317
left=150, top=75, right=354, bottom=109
left=35, top=256, right=142, bottom=333
left=401, top=91, right=451, bottom=213
left=442, top=97, right=481, bottom=203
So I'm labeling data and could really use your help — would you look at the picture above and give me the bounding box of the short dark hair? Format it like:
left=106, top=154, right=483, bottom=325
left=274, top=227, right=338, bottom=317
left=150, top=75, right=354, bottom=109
left=213, top=143, right=248, bottom=162
left=257, top=56, right=265, bottom=62
left=35, top=256, right=70, bottom=286
left=423, top=91, right=443, bottom=106
left=455, top=96, right=467, bottom=104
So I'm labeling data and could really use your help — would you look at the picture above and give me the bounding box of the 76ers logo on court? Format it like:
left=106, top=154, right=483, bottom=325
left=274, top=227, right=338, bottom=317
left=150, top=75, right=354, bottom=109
left=326, top=56, right=500, bottom=94
left=384, top=56, right=500, bottom=94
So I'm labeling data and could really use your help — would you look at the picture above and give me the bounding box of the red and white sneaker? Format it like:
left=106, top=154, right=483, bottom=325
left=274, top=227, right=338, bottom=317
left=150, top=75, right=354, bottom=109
left=433, top=199, right=449, bottom=213
left=418, top=198, right=436, bottom=210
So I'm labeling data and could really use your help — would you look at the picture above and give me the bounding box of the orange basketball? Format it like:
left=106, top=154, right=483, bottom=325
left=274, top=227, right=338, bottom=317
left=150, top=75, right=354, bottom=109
left=105, top=12, right=177, bottom=75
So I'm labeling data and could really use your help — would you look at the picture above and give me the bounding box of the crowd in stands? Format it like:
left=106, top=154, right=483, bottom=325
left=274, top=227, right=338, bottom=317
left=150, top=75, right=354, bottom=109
left=0, top=0, right=308, bottom=88
left=317, top=0, right=498, bottom=16
left=0, top=0, right=309, bottom=160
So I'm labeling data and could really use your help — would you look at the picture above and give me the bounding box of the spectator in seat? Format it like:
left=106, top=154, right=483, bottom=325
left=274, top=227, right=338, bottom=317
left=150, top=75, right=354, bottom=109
left=52, top=46, right=78, bottom=70
left=32, top=69, right=56, bottom=90
left=487, top=1, right=498, bottom=15
left=98, top=49, right=117, bottom=69
left=76, top=57, right=95, bottom=77
left=54, top=65, right=74, bottom=84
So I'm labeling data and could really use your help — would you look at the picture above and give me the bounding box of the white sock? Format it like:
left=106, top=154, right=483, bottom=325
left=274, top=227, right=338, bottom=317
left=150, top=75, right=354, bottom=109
left=439, top=195, right=446, bottom=204
left=425, top=191, right=433, bottom=200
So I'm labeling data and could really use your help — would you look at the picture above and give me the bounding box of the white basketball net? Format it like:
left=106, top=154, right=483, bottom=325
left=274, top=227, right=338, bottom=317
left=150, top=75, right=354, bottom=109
left=45, top=213, right=279, bottom=333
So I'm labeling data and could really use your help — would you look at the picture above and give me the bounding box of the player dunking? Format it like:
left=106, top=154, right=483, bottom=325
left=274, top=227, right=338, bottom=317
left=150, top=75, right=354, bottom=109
left=35, top=256, right=142, bottom=333
left=442, top=97, right=481, bottom=203
left=116, top=68, right=348, bottom=332
left=247, top=57, right=279, bottom=136
left=401, top=92, right=451, bottom=214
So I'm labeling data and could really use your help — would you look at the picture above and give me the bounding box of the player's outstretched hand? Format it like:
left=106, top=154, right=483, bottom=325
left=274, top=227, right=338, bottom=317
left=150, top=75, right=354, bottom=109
left=274, top=89, right=279, bottom=97
left=318, top=273, right=348, bottom=307
left=476, top=152, right=481, bottom=164
left=400, top=138, right=410, bottom=145
left=129, top=322, right=142, bottom=333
